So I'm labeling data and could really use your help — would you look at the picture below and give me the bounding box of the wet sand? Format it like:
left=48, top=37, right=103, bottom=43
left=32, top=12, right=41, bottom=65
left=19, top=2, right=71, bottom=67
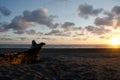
left=0, top=48, right=120, bottom=80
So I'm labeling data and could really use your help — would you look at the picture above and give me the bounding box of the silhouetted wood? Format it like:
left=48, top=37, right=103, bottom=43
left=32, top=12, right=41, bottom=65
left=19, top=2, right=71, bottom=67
left=0, top=40, right=45, bottom=64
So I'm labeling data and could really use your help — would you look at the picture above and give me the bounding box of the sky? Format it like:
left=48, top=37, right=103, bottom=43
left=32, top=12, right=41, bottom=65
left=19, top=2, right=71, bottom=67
left=0, top=0, right=120, bottom=44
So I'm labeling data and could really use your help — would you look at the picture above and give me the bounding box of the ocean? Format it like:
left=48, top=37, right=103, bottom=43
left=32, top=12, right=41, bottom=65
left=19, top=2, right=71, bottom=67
left=0, top=44, right=118, bottom=48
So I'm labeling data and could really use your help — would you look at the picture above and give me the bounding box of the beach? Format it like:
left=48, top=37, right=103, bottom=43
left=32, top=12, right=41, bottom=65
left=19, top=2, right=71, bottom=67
left=0, top=48, right=120, bottom=80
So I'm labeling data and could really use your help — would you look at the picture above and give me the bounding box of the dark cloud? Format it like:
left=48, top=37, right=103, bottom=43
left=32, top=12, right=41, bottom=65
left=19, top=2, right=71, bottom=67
left=49, top=15, right=59, bottom=18
left=53, top=0, right=70, bottom=2
left=112, top=6, right=120, bottom=15
left=26, top=29, right=36, bottom=35
left=77, top=4, right=103, bottom=19
left=17, top=37, right=29, bottom=41
left=23, top=7, right=54, bottom=27
left=0, top=37, right=13, bottom=40
left=26, top=29, right=44, bottom=36
left=1, top=35, right=10, bottom=37
left=0, top=27, right=8, bottom=33
left=85, top=25, right=111, bottom=35
left=9, top=16, right=33, bottom=30
left=94, top=5, right=120, bottom=27
left=116, top=16, right=120, bottom=27
left=111, top=6, right=120, bottom=27
left=14, top=30, right=25, bottom=34
left=103, top=11, right=114, bottom=18
left=55, top=32, right=71, bottom=36
left=41, top=37, right=55, bottom=40
left=0, top=22, right=10, bottom=33
left=45, top=29, right=62, bottom=35
left=52, top=23, right=59, bottom=28
left=61, top=22, right=81, bottom=31
left=72, top=33, right=85, bottom=37
left=45, top=29, right=71, bottom=36
left=36, top=32, right=44, bottom=36
left=0, top=7, right=56, bottom=33
left=61, top=22, right=75, bottom=27
left=0, top=6, right=11, bottom=16
left=94, top=16, right=113, bottom=26
left=0, top=15, right=33, bottom=33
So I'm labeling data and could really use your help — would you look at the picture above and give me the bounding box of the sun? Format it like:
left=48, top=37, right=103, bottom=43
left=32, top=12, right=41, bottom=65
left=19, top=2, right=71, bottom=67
left=110, top=37, right=120, bottom=45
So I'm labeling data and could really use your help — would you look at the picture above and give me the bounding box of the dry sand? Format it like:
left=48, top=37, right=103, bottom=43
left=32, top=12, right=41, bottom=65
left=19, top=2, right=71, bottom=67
left=0, top=48, right=120, bottom=80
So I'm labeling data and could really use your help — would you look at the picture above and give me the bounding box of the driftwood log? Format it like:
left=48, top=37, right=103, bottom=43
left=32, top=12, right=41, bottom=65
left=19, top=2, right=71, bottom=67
left=0, top=40, right=45, bottom=64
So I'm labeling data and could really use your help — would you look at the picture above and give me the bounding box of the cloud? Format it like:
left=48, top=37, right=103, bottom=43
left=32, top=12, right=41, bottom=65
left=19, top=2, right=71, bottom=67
left=61, top=22, right=81, bottom=31
left=0, top=7, right=56, bottom=33
left=14, top=30, right=25, bottom=34
left=99, top=36, right=111, bottom=39
left=0, top=6, right=11, bottom=16
left=26, top=29, right=36, bottom=35
left=23, top=7, right=54, bottom=27
left=40, top=37, right=55, bottom=40
left=94, top=5, right=120, bottom=27
left=52, top=23, right=59, bottom=28
left=74, top=37, right=88, bottom=41
left=61, top=22, right=75, bottom=27
left=0, top=23, right=9, bottom=33
left=0, top=15, right=33, bottom=34
left=85, top=25, right=111, bottom=35
left=94, top=16, right=113, bottom=26
left=45, top=29, right=71, bottom=36
left=55, top=32, right=71, bottom=36
left=10, top=16, right=33, bottom=30
left=0, top=25, right=9, bottom=33
left=72, top=32, right=85, bottom=37
left=111, top=6, right=120, bottom=27
left=14, top=28, right=44, bottom=35
left=116, top=16, right=120, bottom=27
left=77, top=4, right=103, bottom=19
left=17, top=37, right=29, bottom=41
left=0, top=37, right=13, bottom=40
left=45, top=29, right=62, bottom=35
left=112, top=6, right=120, bottom=15
left=25, top=29, right=44, bottom=35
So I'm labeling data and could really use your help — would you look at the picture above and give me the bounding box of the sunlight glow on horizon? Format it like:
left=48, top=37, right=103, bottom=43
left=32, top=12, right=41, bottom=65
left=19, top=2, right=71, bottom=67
left=110, top=36, right=120, bottom=46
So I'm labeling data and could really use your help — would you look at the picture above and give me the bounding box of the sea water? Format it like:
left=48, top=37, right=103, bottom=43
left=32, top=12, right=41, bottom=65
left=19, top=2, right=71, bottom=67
left=0, top=44, right=117, bottom=48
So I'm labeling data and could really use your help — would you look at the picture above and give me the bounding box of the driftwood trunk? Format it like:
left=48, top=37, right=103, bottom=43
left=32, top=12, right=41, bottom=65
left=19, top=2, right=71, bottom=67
left=0, top=40, right=45, bottom=64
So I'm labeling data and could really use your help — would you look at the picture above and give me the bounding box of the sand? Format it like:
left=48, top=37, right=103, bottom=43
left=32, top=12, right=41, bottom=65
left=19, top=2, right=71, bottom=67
left=0, top=48, right=120, bottom=80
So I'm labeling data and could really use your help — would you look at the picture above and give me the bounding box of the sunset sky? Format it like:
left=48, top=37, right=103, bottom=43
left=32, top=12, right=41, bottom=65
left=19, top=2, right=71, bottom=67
left=0, top=0, right=120, bottom=44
